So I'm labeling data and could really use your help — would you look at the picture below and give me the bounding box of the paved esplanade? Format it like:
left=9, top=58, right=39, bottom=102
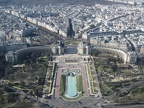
left=54, top=54, right=90, bottom=98
left=55, top=65, right=62, bottom=97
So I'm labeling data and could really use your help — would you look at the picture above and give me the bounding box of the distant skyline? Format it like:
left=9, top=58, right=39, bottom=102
left=0, top=0, right=129, bottom=6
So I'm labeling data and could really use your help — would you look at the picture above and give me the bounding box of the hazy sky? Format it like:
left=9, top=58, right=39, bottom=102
left=0, top=0, right=126, bottom=6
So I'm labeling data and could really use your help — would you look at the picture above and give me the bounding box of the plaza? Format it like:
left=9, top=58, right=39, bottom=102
left=50, top=54, right=101, bottom=100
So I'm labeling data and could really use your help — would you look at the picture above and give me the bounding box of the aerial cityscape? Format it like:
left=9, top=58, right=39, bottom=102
left=0, top=0, right=144, bottom=108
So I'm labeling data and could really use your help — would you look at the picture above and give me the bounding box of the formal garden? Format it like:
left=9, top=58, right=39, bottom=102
left=0, top=54, right=51, bottom=107
left=6, top=55, right=49, bottom=97
left=93, top=53, right=144, bottom=103
left=86, top=63, right=98, bottom=95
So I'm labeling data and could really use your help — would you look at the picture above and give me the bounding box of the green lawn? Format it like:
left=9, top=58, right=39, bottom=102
left=93, top=88, right=98, bottom=93
left=60, top=75, right=66, bottom=93
left=76, top=75, right=83, bottom=92
left=100, top=82, right=108, bottom=94
left=121, top=70, right=132, bottom=77
left=98, top=66, right=103, bottom=72
left=98, top=65, right=111, bottom=73
left=64, top=40, right=78, bottom=45
left=48, top=70, right=52, bottom=79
